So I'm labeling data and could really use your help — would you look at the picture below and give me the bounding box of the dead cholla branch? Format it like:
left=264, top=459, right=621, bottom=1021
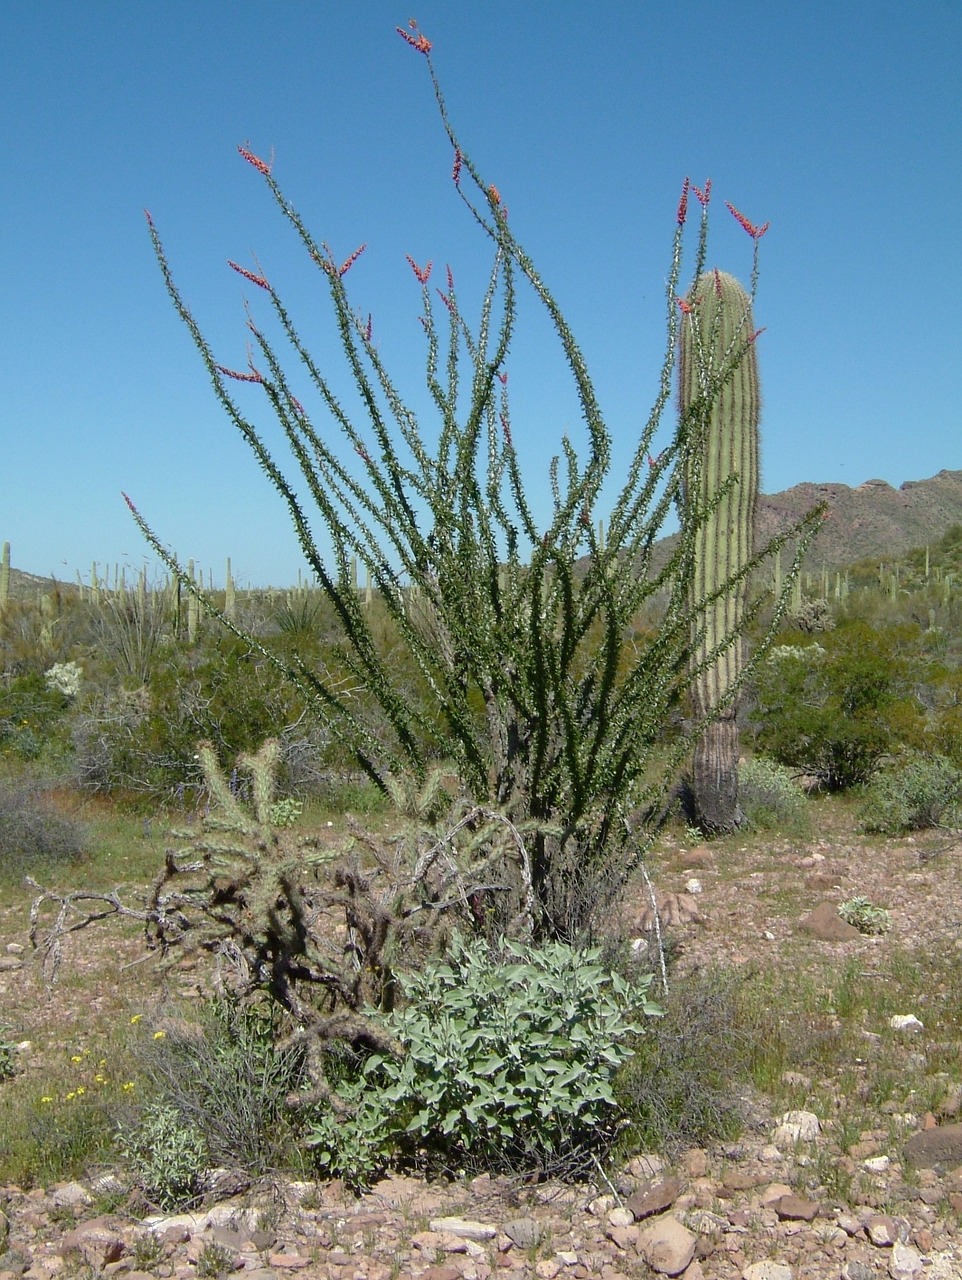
left=30, top=737, right=549, bottom=1113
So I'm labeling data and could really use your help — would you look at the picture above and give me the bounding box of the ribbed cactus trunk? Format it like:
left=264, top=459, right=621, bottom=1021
left=680, top=270, right=760, bottom=833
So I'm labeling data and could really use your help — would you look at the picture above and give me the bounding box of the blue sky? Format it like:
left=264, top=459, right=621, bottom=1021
left=3, top=1, right=960, bottom=588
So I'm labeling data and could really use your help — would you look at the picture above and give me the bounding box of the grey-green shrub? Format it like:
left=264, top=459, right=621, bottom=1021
left=738, top=756, right=809, bottom=832
left=116, top=1101, right=207, bottom=1209
left=131, top=998, right=307, bottom=1179
left=859, top=752, right=962, bottom=834
left=307, top=934, right=661, bottom=1181
left=0, top=779, right=87, bottom=878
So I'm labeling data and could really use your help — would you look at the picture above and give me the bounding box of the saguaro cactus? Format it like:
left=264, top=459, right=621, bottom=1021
left=680, top=270, right=760, bottom=832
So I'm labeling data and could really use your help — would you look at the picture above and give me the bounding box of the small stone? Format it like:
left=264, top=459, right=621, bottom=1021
left=636, top=1216, right=697, bottom=1276
left=626, top=1154, right=666, bottom=1180
left=555, top=1251, right=579, bottom=1267
left=772, top=1110, right=820, bottom=1148
left=430, top=1218, right=498, bottom=1242
left=771, top=1194, right=818, bottom=1222
left=904, top=1122, right=962, bottom=1170
left=721, top=1170, right=761, bottom=1193
left=842, top=1265, right=874, bottom=1280
left=836, top=1213, right=864, bottom=1237
left=685, top=879, right=702, bottom=894
left=49, top=1182, right=92, bottom=1209
left=535, top=1262, right=561, bottom=1280
left=682, top=1149, right=709, bottom=1178
left=742, top=1264, right=793, bottom=1280
left=0, top=957, right=22, bottom=972
left=607, top=1208, right=634, bottom=1229
left=888, top=1241, right=923, bottom=1280
left=267, top=1254, right=311, bottom=1270
left=863, top=1155, right=892, bottom=1174
left=889, top=1015, right=924, bottom=1034
left=867, top=1215, right=899, bottom=1246
left=758, top=1183, right=794, bottom=1206
left=626, top=1177, right=681, bottom=1221
left=502, top=1219, right=541, bottom=1250
left=758, top=1145, right=784, bottom=1164
left=605, top=1224, right=638, bottom=1251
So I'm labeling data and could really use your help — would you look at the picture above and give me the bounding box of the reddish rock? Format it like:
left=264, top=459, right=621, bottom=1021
left=798, top=902, right=861, bottom=941
left=904, top=1123, right=962, bottom=1170
left=626, top=1177, right=681, bottom=1221
left=771, top=1194, right=819, bottom=1221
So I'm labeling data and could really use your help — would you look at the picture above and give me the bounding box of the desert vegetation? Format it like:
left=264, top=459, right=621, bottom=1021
left=1, top=25, right=961, bottom=1279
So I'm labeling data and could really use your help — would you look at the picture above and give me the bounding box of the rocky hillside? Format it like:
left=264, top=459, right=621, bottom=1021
left=757, top=468, right=962, bottom=569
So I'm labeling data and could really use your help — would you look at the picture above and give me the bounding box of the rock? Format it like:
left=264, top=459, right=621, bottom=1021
left=626, top=1154, right=665, bottom=1179
left=742, top=1264, right=793, bottom=1280
left=607, top=1207, right=634, bottom=1228
left=863, top=1155, right=892, bottom=1173
left=58, top=1219, right=126, bottom=1267
left=636, top=1216, right=697, bottom=1275
left=772, top=1110, right=820, bottom=1148
left=842, top=1265, right=874, bottom=1280
left=48, top=1184, right=91, bottom=1210
left=866, top=1214, right=899, bottom=1245
left=626, top=1177, right=681, bottom=1221
left=889, top=1015, right=924, bottom=1034
left=0, top=958, right=23, bottom=973
left=771, top=1194, right=819, bottom=1221
left=535, top=1261, right=561, bottom=1280
left=889, top=1241, right=923, bottom=1279
left=904, top=1123, right=962, bottom=1170
left=502, top=1218, right=541, bottom=1250
left=636, top=893, right=703, bottom=931
left=798, top=901, right=861, bottom=940
left=429, top=1217, right=497, bottom=1242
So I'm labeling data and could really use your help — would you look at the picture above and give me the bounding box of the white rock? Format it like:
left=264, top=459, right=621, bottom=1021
left=743, top=1263, right=794, bottom=1280
left=772, top=1109, right=820, bottom=1147
left=430, top=1216, right=498, bottom=1241
left=889, top=1014, right=924, bottom=1033
left=685, top=878, right=703, bottom=894
left=862, top=1155, right=891, bottom=1173
left=889, top=1241, right=923, bottom=1280
left=607, top=1207, right=634, bottom=1228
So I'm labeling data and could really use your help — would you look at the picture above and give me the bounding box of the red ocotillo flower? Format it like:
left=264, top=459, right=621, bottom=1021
left=396, top=25, right=432, bottom=54
left=216, top=364, right=263, bottom=384
left=228, top=260, right=270, bottom=290
left=238, top=144, right=272, bottom=176
left=726, top=201, right=770, bottom=239
left=452, top=148, right=463, bottom=186
left=677, top=176, right=690, bottom=226
left=691, top=179, right=712, bottom=207
left=406, top=256, right=433, bottom=285
left=488, top=184, right=501, bottom=207
left=676, top=297, right=695, bottom=315
left=747, top=327, right=767, bottom=344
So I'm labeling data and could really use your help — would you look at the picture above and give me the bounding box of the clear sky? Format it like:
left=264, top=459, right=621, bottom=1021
left=3, top=2, right=960, bottom=588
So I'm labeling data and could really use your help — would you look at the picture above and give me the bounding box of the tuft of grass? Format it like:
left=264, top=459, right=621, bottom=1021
left=614, top=967, right=751, bottom=1156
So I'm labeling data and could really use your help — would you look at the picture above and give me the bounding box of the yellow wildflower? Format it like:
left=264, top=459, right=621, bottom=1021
left=152, top=1030, right=166, bottom=1040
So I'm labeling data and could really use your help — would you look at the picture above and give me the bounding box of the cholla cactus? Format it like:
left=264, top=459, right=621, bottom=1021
left=44, top=660, right=83, bottom=700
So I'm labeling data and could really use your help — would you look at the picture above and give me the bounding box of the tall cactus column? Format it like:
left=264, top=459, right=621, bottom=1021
left=680, top=270, right=760, bottom=833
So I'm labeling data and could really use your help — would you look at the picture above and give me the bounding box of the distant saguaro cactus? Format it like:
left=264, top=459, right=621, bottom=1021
left=680, top=269, right=760, bottom=832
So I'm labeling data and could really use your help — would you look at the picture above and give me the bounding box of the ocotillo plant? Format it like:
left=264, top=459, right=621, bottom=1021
left=130, top=24, right=820, bottom=938
left=679, top=268, right=761, bottom=832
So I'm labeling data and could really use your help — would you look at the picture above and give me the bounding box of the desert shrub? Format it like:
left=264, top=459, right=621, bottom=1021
left=131, top=997, right=308, bottom=1179
left=749, top=621, right=926, bottom=789
left=72, top=635, right=328, bottom=800
left=858, top=752, right=962, bottom=834
left=316, top=933, right=662, bottom=1181
left=838, top=895, right=891, bottom=935
left=613, top=966, right=749, bottom=1156
left=117, top=1100, right=207, bottom=1210
left=738, top=756, right=809, bottom=832
left=0, top=672, right=75, bottom=764
left=0, top=778, right=87, bottom=878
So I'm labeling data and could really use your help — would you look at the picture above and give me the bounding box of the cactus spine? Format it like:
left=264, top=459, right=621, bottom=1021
left=680, top=269, right=760, bottom=833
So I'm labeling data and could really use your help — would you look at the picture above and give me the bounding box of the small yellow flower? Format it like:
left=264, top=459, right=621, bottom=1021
left=122, top=1081, right=135, bottom=1092
left=152, top=1030, right=166, bottom=1040
left=98, top=1058, right=107, bottom=1068
left=65, top=1091, right=76, bottom=1101
left=70, top=1055, right=83, bottom=1064
left=94, top=1073, right=106, bottom=1084
left=130, top=1014, right=142, bottom=1024
left=40, top=1096, right=53, bottom=1104
left=75, top=1086, right=85, bottom=1096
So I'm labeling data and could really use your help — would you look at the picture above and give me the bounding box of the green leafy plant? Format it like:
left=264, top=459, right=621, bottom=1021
left=130, top=25, right=818, bottom=940
left=838, top=896, right=891, bottom=935
left=350, top=932, right=661, bottom=1179
left=737, top=756, right=809, bottom=833
left=117, top=1100, right=208, bottom=1210
left=858, top=752, right=962, bottom=834
left=0, top=1027, right=18, bottom=1082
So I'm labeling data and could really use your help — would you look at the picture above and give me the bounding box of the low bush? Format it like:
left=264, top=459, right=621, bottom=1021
left=613, top=966, right=749, bottom=1156
left=858, top=752, right=962, bottom=834
left=838, top=895, right=891, bottom=935
left=0, top=778, right=87, bottom=879
left=130, top=997, right=308, bottom=1181
left=306, top=933, right=661, bottom=1183
left=116, top=1100, right=207, bottom=1210
left=738, top=756, right=809, bottom=832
